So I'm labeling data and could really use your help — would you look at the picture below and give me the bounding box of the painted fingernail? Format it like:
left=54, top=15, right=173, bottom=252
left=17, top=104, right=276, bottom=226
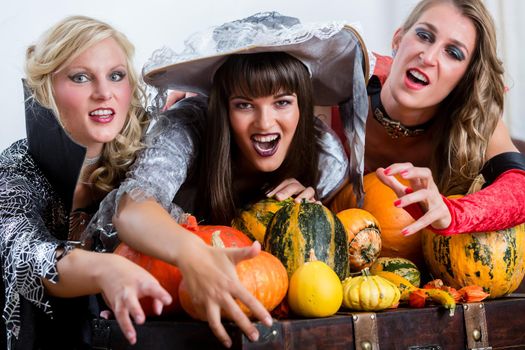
left=401, top=229, right=410, bottom=236
left=384, top=168, right=391, bottom=175
left=394, top=199, right=401, bottom=207
left=405, top=187, right=414, bottom=194
left=400, top=170, right=409, bottom=177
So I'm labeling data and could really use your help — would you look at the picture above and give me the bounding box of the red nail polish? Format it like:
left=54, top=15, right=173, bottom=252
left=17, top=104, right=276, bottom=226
left=394, top=199, right=401, bottom=207
left=384, top=168, right=391, bottom=175
left=405, top=187, right=414, bottom=194
left=401, top=229, right=410, bottom=236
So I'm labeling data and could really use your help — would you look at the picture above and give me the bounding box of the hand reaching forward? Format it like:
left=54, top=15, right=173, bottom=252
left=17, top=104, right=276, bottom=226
left=376, top=163, right=452, bottom=235
left=175, top=238, right=272, bottom=348
left=266, top=177, right=317, bottom=203
left=97, top=254, right=173, bottom=345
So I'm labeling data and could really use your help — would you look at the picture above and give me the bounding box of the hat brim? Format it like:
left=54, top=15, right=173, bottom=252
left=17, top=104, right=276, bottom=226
left=143, top=25, right=369, bottom=106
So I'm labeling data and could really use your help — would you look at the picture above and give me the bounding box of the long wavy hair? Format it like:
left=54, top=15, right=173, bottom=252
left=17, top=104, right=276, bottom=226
left=400, top=0, right=504, bottom=195
left=24, top=15, right=149, bottom=193
left=196, top=52, right=319, bottom=224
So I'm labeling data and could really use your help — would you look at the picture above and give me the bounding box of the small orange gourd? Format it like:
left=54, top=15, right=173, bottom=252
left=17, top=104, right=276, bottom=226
left=336, top=208, right=382, bottom=272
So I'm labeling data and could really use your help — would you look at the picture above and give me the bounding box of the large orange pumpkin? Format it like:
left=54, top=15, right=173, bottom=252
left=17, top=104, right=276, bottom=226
left=114, top=216, right=253, bottom=316
left=422, top=196, right=525, bottom=298
left=183, top=215, right=254, bottom=247
left=336, top=208, right=382, bottom=272
left=330, top=172, right=425, bottom=270
left=179, top=247, right=288, bottom=319
left=114, top=243, right=183, bottom=316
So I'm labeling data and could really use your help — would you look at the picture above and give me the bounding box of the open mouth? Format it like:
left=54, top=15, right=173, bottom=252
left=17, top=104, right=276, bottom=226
left=89, top=108, right=115, bottom=123
left=251, top=134, right=280, bottom=157
left=406, top=69, right=429, bottom=86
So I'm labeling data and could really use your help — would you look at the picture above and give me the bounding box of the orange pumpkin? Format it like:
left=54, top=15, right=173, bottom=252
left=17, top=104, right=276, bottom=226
left=336, top=208, right=382, bottom=272
left=114, top=216, right=253, bottom=316
left=330, top=172, right=424, bottom=270
left=183, top=215, right=254, bottom=248
left=114, top=243, right=183, bottom=316
left=179, top=250, right=289, bottom=319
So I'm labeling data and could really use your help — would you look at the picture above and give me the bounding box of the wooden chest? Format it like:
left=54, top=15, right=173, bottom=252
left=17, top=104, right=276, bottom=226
left=91, top=296, right=525, bottom=350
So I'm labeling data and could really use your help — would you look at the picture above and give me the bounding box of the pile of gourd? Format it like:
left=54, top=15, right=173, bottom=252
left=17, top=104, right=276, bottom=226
left=330, top=172, right=525, bottom=300
left=231, top=198, right=401, bottom=317
left=115, top=171, right=524, bottom=321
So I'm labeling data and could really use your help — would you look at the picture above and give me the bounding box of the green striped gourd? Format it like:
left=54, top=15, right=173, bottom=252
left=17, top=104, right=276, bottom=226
left=232, top=198, right=293, bottom=242
left=264, top=201, right=349, bottom=281
left=370, top=257, right=421, bottom=287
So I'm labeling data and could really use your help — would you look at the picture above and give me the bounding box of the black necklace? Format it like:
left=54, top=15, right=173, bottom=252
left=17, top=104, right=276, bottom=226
left=368, top=76, right=433, bottom=139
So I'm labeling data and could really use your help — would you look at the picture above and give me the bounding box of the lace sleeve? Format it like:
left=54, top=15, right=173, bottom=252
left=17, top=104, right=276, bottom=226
left=0, top=146, right=74, bottom=342
left=315, top=117, right=349, bottom=201
left=83, top=97, right=207, bottom=252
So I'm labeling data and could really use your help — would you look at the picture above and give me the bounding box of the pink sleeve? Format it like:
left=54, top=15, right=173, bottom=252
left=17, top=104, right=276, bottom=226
left=404, top=170, right=525, bottom=236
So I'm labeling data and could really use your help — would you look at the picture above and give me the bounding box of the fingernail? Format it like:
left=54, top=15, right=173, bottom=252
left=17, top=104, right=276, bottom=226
left=405, top=187, right=414, bottom=194
left=401, top=229, right=410, bottom=236
left=250, top=331, right=259, bottom=342
left=384, top=168, right=391, bottom=175
left=127, top=332, right=136, bottom=345
left=264, top=316, right=273, bottom=326
left=224, top=340, right=232, bottom=348
left=400, top=170, right=409, bottom=177
left=394, top=199, right=401, bottom=207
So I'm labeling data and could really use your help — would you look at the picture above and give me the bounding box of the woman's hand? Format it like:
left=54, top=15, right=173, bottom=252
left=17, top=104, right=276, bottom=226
left=266, top=178, right=317, bottom=203
left=376, top=163, right=452, bottom=235
left=96, top=254, right=173, bottom=345
left=163, top=90, right=198, bottom=111
left=175, top=238, right=272, bottom=348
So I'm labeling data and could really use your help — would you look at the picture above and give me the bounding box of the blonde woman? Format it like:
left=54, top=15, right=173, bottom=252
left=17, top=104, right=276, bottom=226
left=0, top=16, right=172, bottom=349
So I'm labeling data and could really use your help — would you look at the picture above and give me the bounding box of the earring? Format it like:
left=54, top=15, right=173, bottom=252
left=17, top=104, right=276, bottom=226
left=392, top=48, right=397, bottom=58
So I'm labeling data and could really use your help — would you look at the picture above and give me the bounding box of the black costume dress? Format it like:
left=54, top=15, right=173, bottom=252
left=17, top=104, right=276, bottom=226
left=0, top=91, right=98, bottom=349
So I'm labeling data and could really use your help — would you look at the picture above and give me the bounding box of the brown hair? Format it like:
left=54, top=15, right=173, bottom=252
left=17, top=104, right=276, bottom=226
left=400, top=0, right=504, bottom=194
left=196, top=52, right=319, bottom=224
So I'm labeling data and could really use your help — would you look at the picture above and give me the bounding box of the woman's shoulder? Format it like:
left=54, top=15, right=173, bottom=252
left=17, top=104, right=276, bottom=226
left=163, top=95, right=208, bottom=125
left=370, top=52, right=393, bottom=85
left=147, top=96, right=208, bottom=141
left=1, top=139, right=32, bottom=169
left=0, top=139, right=48, bottom=187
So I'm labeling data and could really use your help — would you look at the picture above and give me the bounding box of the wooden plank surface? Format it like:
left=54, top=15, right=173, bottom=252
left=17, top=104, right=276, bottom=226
left=92, top=297, right=525, bottom=350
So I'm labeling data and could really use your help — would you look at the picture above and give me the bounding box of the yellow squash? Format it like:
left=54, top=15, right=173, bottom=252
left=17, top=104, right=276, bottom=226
left=288, top=253, right=343, bottom=318
left=342, top=268, right=400, bottom=311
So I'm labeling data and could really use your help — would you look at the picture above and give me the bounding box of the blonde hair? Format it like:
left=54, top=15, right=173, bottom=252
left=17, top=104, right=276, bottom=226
left=400, top=0, right=504, bottom=195
left=24, top=15, right=149, bottom=193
